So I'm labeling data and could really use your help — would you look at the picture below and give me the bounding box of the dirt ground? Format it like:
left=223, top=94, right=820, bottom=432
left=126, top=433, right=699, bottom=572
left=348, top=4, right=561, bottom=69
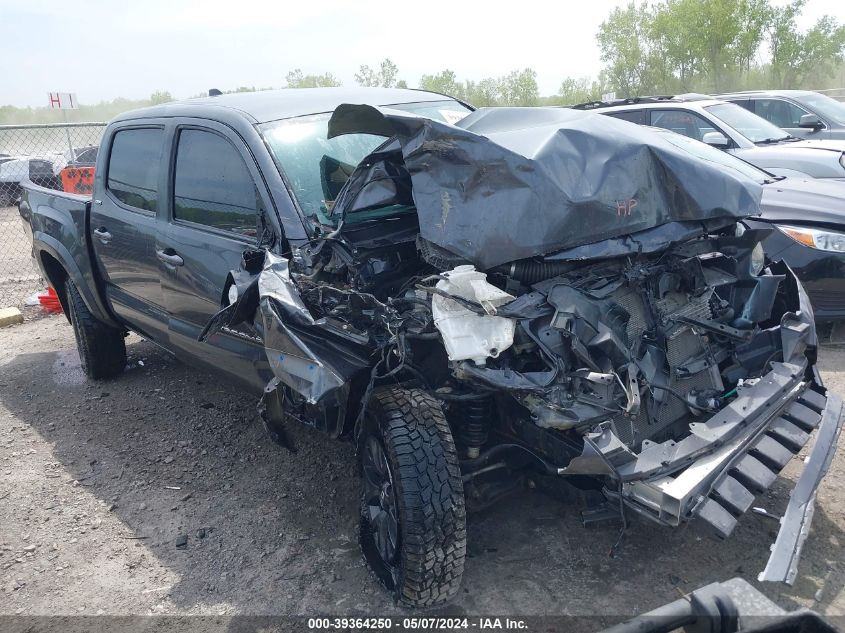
left=1, top=315, right=844, bottom=625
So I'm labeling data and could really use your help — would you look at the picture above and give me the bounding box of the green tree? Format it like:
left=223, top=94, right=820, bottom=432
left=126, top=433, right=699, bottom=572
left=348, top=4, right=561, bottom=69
left=149, top=90, right=173, bottom=105
left=498, top=69, right=539, bottom=105
left=597, top=2, right=662, bottom=96
left=285, top=69, right=342, bottom=88
left=557, top=77, right=603, bottom=105
left=378, top=58, right=399, bottom=87
left=470, top=78, right=501, bottom=106
left=419, top=70, right=462, bottom=97
left=598, top=0, right=844, bottom=95
left=355, top=59, right=403, bottom=87
left=733, top=0, right=771, bottom=74
left=355, top=65, right=378, bottom=87
left=649, top=0, right=703, bottom=90
left=768, top=1, right=845, bottom=87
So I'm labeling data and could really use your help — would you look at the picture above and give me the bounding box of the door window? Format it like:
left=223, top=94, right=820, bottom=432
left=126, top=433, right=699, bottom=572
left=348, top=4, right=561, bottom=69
left=753, top=99, right=810, bottom=128
left=107, top=128, right=163, bottom=212
left=606, top=110, right=646, bottom=125
left=173, top=129, right=259, bottom=238
left=649, top=109, right=718, bottom=142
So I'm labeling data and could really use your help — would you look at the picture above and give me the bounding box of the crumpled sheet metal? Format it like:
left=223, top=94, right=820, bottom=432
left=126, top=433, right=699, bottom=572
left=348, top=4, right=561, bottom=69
left=199, top=251, right=366, bottom=404
left=328, top=105, right=763, bottom=270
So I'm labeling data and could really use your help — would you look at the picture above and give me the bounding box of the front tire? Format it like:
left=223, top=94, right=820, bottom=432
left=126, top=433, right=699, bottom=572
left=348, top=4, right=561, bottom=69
left=65, top=278, right=126, bottom=380
left=358, top=387, right=466, bottom=607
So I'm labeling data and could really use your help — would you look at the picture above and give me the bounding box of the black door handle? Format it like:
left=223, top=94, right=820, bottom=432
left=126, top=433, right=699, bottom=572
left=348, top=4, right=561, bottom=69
left=156, top=249, right=184, bottom=267
left=93, top=227, right=112, bottom=243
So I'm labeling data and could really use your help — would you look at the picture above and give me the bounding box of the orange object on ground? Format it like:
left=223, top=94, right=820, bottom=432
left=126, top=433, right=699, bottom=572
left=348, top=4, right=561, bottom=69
left=38, top=287, right=63, bottom=313
left=60, top=166, right=96, bottom=195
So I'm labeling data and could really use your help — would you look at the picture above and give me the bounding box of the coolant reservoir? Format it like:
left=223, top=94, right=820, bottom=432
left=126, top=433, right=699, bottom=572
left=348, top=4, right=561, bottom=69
left=431, top=265, right=516, bottom=365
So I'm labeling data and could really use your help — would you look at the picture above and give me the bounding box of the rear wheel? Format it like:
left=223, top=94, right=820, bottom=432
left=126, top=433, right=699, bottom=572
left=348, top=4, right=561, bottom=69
left=358, top=387, right=466, bottom=607
left=65, top=278, right=126, bottom=380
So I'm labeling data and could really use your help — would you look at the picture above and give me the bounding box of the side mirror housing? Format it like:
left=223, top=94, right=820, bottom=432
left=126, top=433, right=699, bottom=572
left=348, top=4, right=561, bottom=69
left=799, top=113, right=823, bottom=130
left=702, top=131, right=731, bottom=149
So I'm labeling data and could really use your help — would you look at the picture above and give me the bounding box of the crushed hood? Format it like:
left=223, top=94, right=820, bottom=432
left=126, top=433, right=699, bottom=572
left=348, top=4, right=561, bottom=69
left=328, top=105, right=763, bottom=270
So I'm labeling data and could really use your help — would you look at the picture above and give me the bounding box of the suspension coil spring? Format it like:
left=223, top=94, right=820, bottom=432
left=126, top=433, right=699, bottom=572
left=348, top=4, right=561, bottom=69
left=459, top=396, right=493, bottom=459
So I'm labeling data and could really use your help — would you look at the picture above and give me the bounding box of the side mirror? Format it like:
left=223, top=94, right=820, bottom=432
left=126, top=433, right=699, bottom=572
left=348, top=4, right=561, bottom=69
left=799, top=113, right=823, bottom=130
left=702, top=131, right=730, bottom=149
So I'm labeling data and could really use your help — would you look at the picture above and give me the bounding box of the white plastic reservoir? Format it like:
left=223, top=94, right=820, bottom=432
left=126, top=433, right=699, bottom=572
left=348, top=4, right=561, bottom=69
left=431, top=265, right=516, bottom=365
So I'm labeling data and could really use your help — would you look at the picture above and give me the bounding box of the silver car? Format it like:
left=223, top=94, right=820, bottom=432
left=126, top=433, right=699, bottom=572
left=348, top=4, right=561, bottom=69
left=574, top=95, right=845, bottom=179
left=717, top=89, right=845, bottom=141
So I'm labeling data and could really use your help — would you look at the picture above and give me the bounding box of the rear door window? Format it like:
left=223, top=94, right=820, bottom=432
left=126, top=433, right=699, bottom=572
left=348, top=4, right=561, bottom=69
left=727, top=98, right=753, bottom=112
left=605, top=110, right=646, bottom=125
left=172, top=129, right=259, bottom=238
left=648, top=109, right=718, bottom=141
left=107, top=128, right=164, bottom=212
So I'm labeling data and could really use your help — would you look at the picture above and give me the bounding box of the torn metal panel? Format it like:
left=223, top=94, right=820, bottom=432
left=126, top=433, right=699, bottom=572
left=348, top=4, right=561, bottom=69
left=328, top=104, right=763, bottom=269
left=199, top=250, right=370, bottom=404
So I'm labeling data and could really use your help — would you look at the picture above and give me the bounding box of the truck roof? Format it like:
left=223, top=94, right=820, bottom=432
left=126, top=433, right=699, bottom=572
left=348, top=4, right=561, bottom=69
left=113, top=87, right=462, bottom=124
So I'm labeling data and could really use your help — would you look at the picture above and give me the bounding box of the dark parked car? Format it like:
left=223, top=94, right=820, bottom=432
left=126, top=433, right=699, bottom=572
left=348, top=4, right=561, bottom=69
left=649, top=127, right=845, bottom=321
left=718, top=90, right=845, bottom=140
left=19, top=90, right=843, bottom=605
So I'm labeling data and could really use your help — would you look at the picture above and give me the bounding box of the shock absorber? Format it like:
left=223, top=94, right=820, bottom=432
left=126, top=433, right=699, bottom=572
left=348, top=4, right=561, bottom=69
left=459, top=396, right=493, bottom=459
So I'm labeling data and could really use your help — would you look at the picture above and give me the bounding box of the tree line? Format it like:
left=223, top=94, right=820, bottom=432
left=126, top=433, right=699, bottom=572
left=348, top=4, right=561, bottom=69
left=2, top=0, right=844, bottom=124
left=595, top=0, right=845, bottom=99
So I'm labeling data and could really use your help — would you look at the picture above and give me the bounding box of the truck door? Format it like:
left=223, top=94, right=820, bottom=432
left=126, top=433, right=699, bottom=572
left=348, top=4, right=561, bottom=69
left=158, top=123, right=274, bottom=392
left=91, top=125, right=169, bottom=341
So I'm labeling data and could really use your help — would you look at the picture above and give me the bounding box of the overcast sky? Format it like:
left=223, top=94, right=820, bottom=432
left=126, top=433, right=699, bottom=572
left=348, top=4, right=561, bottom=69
left=2, top=0, right=844, bottom=107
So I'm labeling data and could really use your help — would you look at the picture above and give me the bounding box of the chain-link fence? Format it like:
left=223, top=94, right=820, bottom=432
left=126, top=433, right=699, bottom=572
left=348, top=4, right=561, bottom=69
left=0, top=123, right=106, bottom=309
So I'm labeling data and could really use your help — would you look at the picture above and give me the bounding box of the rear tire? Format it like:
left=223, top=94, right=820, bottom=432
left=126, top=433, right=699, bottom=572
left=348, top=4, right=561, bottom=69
left=65, top=278, right=126, bottom=380
left=358, top=387, right=466, bottom=607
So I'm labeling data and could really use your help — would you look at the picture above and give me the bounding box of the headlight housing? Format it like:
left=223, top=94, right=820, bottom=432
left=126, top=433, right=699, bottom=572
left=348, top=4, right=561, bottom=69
left=779, top=224, right=845, bottom=252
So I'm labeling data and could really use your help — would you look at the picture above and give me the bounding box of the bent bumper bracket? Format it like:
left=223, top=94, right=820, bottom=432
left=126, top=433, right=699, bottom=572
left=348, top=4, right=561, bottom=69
left=759, top=393, right=844, bottom=584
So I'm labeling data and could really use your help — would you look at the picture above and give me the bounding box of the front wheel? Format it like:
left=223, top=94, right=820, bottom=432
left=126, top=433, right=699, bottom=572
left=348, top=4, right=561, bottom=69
left=358, top=387, right=466, bottom=607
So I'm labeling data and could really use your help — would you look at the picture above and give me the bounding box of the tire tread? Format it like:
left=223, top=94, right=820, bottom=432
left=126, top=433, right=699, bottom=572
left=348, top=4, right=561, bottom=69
left=365, top=387, right=466, bottom=607
left=65, top=278, right=126, bottom=380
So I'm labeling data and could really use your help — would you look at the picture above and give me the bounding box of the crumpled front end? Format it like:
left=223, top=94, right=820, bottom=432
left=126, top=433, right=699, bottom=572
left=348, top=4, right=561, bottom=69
left=200, top=103, right=842, bottom=587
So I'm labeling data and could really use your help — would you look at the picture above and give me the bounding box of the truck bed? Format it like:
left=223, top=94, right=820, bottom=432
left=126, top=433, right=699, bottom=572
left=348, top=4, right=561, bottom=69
left=19, top=182, right=117, bottom=327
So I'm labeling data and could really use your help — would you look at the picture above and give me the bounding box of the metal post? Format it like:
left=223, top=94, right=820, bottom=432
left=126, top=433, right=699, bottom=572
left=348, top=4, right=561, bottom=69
left=62, top=109, right=74, bottom=159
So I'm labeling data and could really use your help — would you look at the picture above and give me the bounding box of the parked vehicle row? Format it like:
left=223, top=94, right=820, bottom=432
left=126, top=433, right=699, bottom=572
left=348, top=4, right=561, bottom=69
left=573, top=94, right=845, bottom=178
left=0, top=146, right=100, bottom=206
left=18, top=87, right=844, bottom=606
left=572, top=93, right=845, bottom=320
left=0, top=155, right=60, bottom=206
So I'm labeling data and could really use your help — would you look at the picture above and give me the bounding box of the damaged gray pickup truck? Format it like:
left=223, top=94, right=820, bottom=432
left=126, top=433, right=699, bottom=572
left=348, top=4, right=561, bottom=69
left=19, top=88, right=844, bottom=607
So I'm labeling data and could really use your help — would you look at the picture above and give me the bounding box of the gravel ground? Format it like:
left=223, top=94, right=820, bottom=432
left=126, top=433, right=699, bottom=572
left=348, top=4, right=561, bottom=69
left=1, top=315, right=843, bottom=625
left=0, top=204, right=42, bottom=309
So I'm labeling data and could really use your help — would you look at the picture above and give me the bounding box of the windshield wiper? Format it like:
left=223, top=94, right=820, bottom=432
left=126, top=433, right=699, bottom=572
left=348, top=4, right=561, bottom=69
left=757, top=135, right=800, bottom=145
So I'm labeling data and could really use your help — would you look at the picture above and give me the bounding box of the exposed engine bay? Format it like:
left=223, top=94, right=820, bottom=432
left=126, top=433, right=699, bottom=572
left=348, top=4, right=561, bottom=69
left=284, top=220, right=813, bottom=464
left=201, top=104, right=837, bottom=587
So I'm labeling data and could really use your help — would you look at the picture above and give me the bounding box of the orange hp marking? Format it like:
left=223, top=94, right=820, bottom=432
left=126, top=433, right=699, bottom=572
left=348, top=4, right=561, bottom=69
left=616, top=198, right=638, bottom=217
